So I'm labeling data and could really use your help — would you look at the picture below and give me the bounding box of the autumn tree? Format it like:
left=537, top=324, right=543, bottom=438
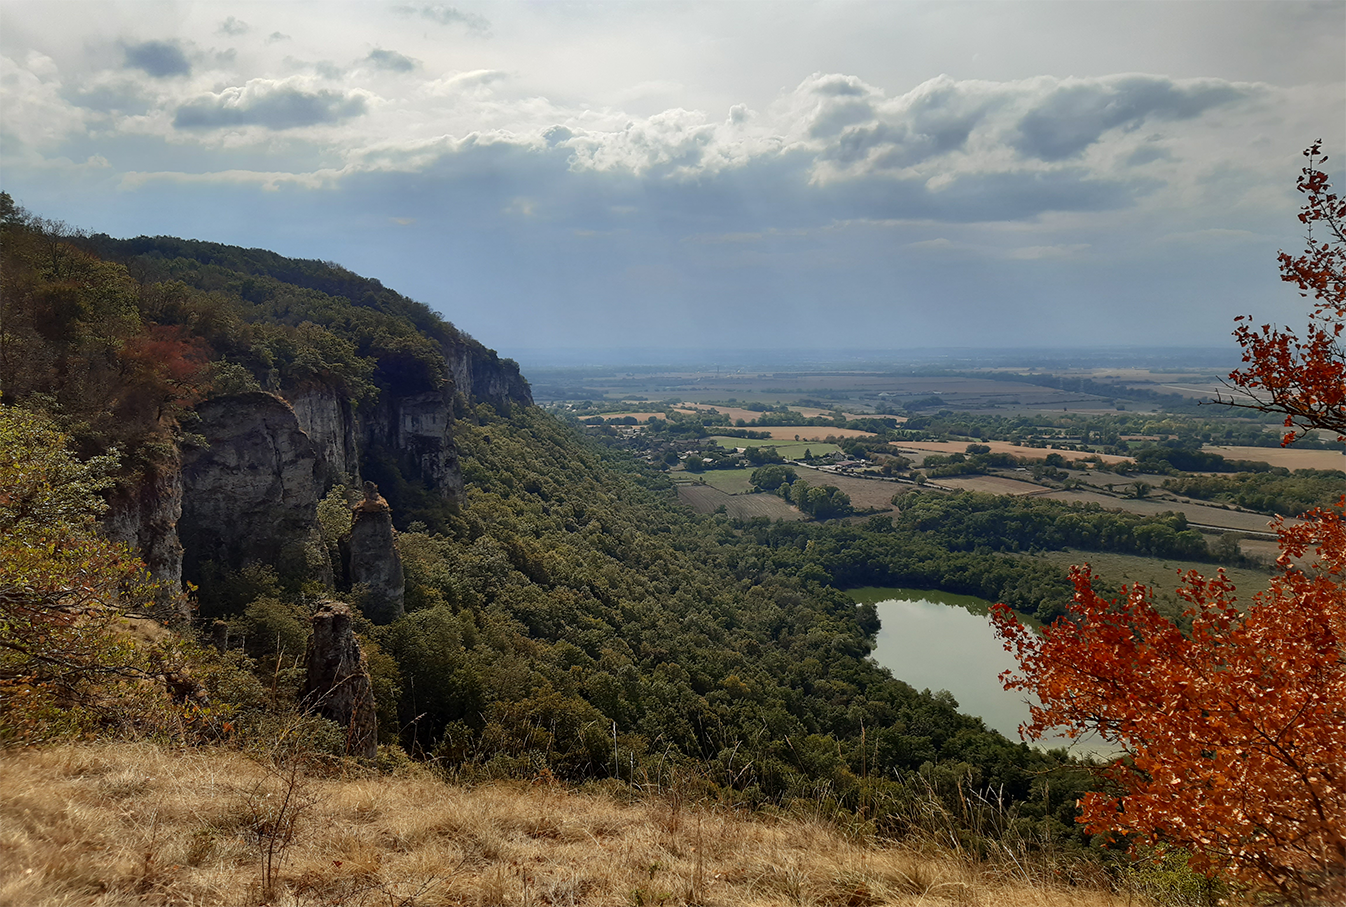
left=0, top=406, right=163, bottom=740
left=1222, top=141, right=1346, bottom=442
left=992, top=146, right=1346, bottom=901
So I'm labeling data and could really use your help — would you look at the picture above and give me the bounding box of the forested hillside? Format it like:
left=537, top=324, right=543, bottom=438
left=0, top=202, right=1098, bottom=854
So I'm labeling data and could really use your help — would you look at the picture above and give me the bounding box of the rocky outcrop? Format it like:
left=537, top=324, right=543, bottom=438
left=441, top=338, right=532, bottom=411
left=103, top=454, right=188, bottom=622
left=114, top=339, right=530, bottom=598
left=349, top=482, right=405, bottom=624
left=179, top=392, right=331, bottom=588
left=360, top=387, right=465, bottom=503
left=288, top=385, right=360, bottom=490
left=303, top=601, right=378, bottom=759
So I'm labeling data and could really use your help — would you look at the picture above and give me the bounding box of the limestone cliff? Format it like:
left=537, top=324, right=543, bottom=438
left=103, top=454, right=187, bottom=622
left=114, top=338, right=529, bottom=605
left=442, top=337, right=532, bottom=411
left=178, top=392, right=330, bottom=588
left=289, top=385, right=361, bottom=489
left=360, top=386, right=464, bottom=504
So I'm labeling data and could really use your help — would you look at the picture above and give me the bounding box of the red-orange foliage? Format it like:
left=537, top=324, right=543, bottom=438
left=1225, top=141, right=1346, bottom=443
left=992, top=512, right=1346, bottom=898
left=994, top=145, right=1346, bottom=899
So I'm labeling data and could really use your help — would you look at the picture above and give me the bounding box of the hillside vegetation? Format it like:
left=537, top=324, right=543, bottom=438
left=0, top=203, right=1275, bottom=905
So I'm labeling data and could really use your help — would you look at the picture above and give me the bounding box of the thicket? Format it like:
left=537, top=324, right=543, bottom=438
left=1163, top=469, right=1346, bottom=517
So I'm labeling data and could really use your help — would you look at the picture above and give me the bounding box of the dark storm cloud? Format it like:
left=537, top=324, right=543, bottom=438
left=123, top=40, right=191, bottom=78
left=367, top=49, right=419, bottom=72
left=173, top=85, right=368, bottom=130
left=393, top=5, right=491, bottom=33
left=1013, top=76, right=1248, bottom=161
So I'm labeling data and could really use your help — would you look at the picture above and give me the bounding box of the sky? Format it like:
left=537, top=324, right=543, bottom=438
left=2, top=1, right=1343, bottom=362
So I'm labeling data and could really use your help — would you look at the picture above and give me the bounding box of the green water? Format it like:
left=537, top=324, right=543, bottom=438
left=852, top=587, right=1112, bottom=756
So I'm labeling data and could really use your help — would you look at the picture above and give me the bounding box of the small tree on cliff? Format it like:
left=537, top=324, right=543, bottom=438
left=992, top=146, right=1346, bottom=902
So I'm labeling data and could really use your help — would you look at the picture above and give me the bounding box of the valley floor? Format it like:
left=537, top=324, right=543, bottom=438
left=0, top=743, right=1152, bottom=907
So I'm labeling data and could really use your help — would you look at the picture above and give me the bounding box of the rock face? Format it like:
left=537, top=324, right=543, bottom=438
left=179, top=392, right=331, bottom=588
left=289, top=385, right=360, bottom=490
left=116, top=343, right=530, bottom=598
left=362, top=388, right=464, bottom=503
left=442, top=338, right=533, bottom=411
left=303, top=601, right=378, bottom=759
left=103, top=454, right=187, bottom=622
left=349, top=482, right=405, bottom=624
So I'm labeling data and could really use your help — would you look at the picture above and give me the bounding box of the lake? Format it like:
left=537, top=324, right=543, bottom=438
left=850, top=586, right=1115, bottom=757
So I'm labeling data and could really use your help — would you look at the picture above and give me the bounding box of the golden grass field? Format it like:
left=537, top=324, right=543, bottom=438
left=1203, top=445, right=1346, bottom=472
left=0, top=743, right=1160, bottom=907
left=889, top=441, right=1134, bottom=466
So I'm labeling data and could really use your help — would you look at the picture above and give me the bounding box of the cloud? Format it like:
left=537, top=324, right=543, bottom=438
left=66, top=80, right=151, bottom=114
left=267, top=32, right=291, bottom=44
left=173, top=79, right=370, bottom=130
left=217, top=16, right=249, bottom=37
left=123, top=40, right=191, bottom=78
left=367, top=49, right=419, bottom=73
left=1012, top=76, right=1248, bottom=161
left=563, top=109, right=720, bottom=176
left=393, top=5, right=490, bottom=33
left=423, top=69, right=509, bottom=96
left=1007, top=243, right=1090, bottom=260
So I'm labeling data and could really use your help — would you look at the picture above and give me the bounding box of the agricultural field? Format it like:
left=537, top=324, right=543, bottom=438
left=747, top=426, right=877, bottom=441
left=1029, top=549, right=1275, bottom=612
left=676, top=484, right=805, bottom=520
left=1035, top=488, right=1288, bottom=535
left=1203, top=445, right=1346, bottom=472
left=707, top=437, right=844, bottom=459
left=890, top=439, right=1135, bottom=465
left=935, top=475, right=1051, bottom=496
left=675, top=467, right=757, bottom=495
left=790, top=467, right=909, bottom=513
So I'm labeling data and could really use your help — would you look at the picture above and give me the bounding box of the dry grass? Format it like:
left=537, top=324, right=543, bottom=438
left=0, top=742, right=1151, bottom=907
left=889, top=441, right=1134, bottom=466
left=1202, top=445, right=1346, bottom=472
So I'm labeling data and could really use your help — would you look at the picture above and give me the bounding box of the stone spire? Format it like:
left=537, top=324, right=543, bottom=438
left=302, top=601, right=378, bottom=759
left=348, top=481, right=405, bottom=624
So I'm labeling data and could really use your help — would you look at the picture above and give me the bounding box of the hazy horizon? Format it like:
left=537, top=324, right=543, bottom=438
left=3, top=1, right=1342, bottom=353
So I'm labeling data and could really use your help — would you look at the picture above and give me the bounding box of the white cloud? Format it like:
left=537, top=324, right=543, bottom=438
left=0, top=53, right=88, bottom=150
left=173, top=78, right=371, bottom=130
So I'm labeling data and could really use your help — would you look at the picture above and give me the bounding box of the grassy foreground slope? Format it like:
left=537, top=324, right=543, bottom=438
left=0, top=742, right=1151, bottom=907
